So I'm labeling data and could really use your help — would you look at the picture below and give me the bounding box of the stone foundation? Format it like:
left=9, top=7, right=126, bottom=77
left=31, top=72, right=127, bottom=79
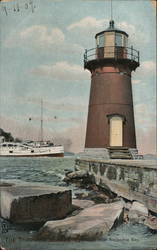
left=75, top=158, right=157, bottom=214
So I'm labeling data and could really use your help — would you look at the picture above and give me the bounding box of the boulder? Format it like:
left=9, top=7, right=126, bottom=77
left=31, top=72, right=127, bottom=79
left=69, top=199, right=95, bottom=217
left=65, top=170, right=88, bottom=180
left=86, top=191, right=111, bottom=204
left=0, top=184, right=72, bottom=223
left=63, top=170, right=93, bottom=183
left=0, top=247, right=8, bottom=250
left=129, top=201, right=148, bottom=216
left=128, top=201, right=148, bottom=223
left=72, top=199, right=95, bottom=209
left=144, top=216, right=157, bottom=230
left=36, top=201, right=124, bottom=241
left=130, top=201, right=148, bottom=215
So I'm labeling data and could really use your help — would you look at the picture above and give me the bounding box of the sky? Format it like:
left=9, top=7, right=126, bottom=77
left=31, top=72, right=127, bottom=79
left=0, top=0, right=156, bottom=154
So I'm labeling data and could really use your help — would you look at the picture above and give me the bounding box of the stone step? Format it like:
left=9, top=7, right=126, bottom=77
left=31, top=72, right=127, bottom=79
left=108, top=149, right=130, bottom=152
left=107, top=147, right=129, bottom=150
left=108, top=146, right=132, bottom=159
left=109, top=150, right=130, bottom=154
left=110, top=155, right=132, bottom=159
left=110, top=153, right=132, bottom=157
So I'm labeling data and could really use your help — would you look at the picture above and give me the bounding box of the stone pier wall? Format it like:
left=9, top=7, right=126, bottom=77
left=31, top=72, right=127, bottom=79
left=76, top=158, right=157, bottom=214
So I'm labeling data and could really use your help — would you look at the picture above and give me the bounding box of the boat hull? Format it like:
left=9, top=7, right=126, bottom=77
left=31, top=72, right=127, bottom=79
left=0, top=153, right=64, bottom=157
left=0, top=144, right=64, bottom=157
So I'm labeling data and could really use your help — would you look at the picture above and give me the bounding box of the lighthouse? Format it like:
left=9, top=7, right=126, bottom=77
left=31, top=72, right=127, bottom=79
left=84, top=20, right=140, bottom=159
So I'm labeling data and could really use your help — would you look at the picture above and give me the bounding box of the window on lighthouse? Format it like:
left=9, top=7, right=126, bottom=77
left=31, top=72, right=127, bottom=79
left=97, top=34, right=105, bottom=47
left=123, top=35, right=128, bottom=47
left=115, top=33, right=123, bottom=47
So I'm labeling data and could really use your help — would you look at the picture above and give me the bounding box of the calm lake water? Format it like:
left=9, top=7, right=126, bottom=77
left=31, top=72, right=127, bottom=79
left=0, top=157, right=157, bottom=250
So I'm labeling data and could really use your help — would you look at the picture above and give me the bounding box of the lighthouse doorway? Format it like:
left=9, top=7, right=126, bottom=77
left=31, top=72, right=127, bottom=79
left=110, top=116, right=123, bottom=146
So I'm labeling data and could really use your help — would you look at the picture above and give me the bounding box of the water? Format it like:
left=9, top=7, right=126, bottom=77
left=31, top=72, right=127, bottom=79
left=0, top=157, right=157, bottom=250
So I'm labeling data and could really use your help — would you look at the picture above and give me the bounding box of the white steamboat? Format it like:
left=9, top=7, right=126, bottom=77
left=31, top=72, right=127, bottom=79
left=0, top=100, right=64, bottom=157
left=0, top=141, right=64, bottom=157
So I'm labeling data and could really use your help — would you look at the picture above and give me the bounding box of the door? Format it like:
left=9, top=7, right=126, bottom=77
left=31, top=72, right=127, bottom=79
left=110, top=116, right=123, bottom=146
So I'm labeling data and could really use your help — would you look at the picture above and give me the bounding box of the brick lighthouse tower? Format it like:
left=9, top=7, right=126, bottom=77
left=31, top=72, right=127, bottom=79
left=84, top=20, right=140, bottom=159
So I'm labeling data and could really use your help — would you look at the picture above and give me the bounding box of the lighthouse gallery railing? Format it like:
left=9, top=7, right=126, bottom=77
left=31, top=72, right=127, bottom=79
left=84, top=46, right=140, bottom=64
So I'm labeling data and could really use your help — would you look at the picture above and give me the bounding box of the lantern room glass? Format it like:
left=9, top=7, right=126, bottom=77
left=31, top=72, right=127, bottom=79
left=115, top=33, right=123, bottom=47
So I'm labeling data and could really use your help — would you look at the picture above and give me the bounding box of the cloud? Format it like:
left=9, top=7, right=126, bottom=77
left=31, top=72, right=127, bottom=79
left=118, top=22, right=135, bottom=35
left=6, top=25, right=65, bottom=48
left=134, top=103, right=156, bottom=136
left=44, top=103, right=87, bottom=113
left=31, top=61, right=90, bottom=81
left=59, top=43, right=84, bottom=54
left=134, top=103, right=156, bottom=154
left=67, top=18, right=148, bottom=46
left=4, top=25, right=84, bottom=54
left=137, top=126, right=156, bottom=155
left=67, top=16, right=107, bottom=31
left=135, top=60, right=156, bottom=76
left=135, top=103, right=156, bottom=118
left=132, top=80, right=141, bottom=84
left=54, top=121, right=87, bottom=153
left=135, top=103, right=147, bottom=114
left=21, top=26, right=64, bottom=45
left=14, top=96, right=88, bottom=112
left=140, top=61, right=156, bottom=74
left=117, top=21, right=148, bottom=45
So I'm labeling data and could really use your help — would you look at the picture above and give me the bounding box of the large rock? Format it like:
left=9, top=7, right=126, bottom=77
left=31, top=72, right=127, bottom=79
left=128, top=201, right=148, bottom=221
left=64, top=170, right=88, bottom=181
left=36, top=201, right=124, bottom=241
left=72, top=199, right=95, bottom=209
left=0, top=247, right=8, bottom=250
left=130, top=201, right=148, bottom=215
left=0, top=184, right=72, bottom=223
left=144, top=216, right=157, bottom=230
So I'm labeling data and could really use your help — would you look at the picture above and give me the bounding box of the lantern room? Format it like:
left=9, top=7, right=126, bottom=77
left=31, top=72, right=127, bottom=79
left=84, top=20, right=139, bottom=71
left=95, top=20, right=128, bottom=59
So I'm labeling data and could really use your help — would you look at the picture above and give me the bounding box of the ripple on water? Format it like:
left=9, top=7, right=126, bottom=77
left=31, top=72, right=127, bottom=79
left=103, top=223, right=157, bottom=249
left=0, top=223, right=157, bottom=250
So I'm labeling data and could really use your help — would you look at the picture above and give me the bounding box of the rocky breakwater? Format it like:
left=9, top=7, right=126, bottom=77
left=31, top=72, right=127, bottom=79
left=75, top=159, right=157, bottom=214
left=0, top=181, right=72, bottom=223
left=63, top=169, right=157, bottom=233
left=36, top=201, right=124, bottom=241
left=126, top=201, right=157, bottom=231
left=34, top=170, right=124, bottom=241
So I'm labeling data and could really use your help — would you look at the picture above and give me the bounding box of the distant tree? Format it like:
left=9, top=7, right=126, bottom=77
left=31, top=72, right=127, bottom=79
left=0, top=128, right=14, bottom=142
